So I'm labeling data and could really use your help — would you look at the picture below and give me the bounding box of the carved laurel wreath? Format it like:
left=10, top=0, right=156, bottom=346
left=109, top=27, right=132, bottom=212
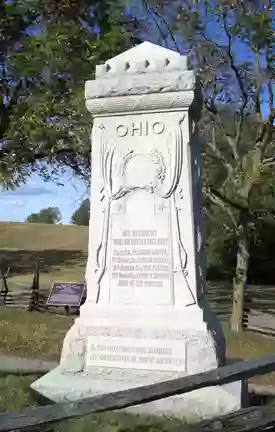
left=101, top=145, right=167, bottom=199
left=99, top=118, right=185, bottom=201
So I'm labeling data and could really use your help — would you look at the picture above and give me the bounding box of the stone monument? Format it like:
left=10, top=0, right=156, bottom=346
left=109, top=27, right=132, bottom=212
left=31, top=42, right=244, bottom=420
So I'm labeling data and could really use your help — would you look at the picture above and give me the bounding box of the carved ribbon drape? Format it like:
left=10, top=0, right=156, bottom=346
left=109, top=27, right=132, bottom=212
left=94, top=118, right=195, bottom=305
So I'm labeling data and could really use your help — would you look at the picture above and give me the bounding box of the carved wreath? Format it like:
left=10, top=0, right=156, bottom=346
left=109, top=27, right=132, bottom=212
left=99, top=117, right=185, bottom=201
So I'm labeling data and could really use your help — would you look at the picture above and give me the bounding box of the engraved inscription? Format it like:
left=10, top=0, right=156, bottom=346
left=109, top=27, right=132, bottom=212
left=116, top=121, right=165, bottom=138
left=110, top=192, right=173, bottom=305
left=111, top=229, right=170, bottom=289
left=87, top=337, right=186, bottom=372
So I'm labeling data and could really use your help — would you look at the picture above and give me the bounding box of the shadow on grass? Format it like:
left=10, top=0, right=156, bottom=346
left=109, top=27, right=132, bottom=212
left=0, top=249, right=87, bottom=276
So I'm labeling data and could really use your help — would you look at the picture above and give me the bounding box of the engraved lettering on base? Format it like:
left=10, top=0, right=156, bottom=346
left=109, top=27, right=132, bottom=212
left=86, top=336, right=186, bottom=372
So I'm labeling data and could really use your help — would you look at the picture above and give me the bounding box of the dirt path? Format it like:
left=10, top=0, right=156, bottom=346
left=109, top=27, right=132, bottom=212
left=0, top=355, right=58, bottom=375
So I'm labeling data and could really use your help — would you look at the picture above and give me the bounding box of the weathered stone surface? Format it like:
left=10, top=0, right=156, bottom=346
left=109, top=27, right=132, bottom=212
left=31, top=42, right=244, bottom=420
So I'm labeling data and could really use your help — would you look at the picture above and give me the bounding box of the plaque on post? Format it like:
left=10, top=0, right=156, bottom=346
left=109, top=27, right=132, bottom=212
left=46, top=282, right=86, bottom=307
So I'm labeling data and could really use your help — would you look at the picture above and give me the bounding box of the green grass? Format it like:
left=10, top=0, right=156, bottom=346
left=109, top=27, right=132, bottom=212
left=0, top=375, right=36, bottom=411
left=0, top=221, right=88, bottom=292
left=1, top=308, right=275, bottom=384
left=1, top=314, right=275, bottom=431
left=1, top=221, right=275, bottom=429
left=0, top=374, right=185, bottom=432
left=53, top=412, right=184, bottom=432
left=0, top=309, right=73, bottom=360
left=0, top=373, right=185, bottom=432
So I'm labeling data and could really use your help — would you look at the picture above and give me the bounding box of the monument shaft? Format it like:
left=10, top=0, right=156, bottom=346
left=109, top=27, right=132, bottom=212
left=31, top=42, right=244, bottom=419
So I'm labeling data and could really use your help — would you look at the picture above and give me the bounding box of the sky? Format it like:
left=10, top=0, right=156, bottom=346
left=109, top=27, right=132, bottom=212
left=0, top=171, right=88, bottom=224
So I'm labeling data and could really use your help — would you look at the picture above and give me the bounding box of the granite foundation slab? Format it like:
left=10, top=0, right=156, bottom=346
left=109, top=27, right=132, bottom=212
left=31, top=365, right=243, bottom=421
left=31, top=302, right=245, bottom=421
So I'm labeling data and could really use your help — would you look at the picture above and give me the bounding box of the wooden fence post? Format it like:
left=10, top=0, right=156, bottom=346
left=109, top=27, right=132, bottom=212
left=0, top=265, right=10, bottom=305
left=29, top=258, right=40, bottom=311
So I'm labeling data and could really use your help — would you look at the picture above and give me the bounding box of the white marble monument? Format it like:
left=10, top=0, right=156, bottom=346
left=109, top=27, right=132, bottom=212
left=31, top=42, right=244, bottom=420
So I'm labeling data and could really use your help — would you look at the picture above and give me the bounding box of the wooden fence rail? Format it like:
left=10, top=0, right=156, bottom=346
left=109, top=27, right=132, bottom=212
left=2, top=271, right=275, bottom=334
left=0, top=259, right=41, bottom=310
left=1, top=355, right=275, bottom=431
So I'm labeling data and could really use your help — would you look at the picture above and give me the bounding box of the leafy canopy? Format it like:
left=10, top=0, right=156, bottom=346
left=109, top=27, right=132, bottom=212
left=71, top=198, right=90, bottom=226
left=26, top=206, right=61, bottom=224
left=0, top=0, right=134, bottom=187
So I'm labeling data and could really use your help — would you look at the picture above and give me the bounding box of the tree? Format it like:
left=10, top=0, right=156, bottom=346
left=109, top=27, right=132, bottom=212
left=71, top=198, right=90, bottom=226
left=0, top=0, right=135, bottom=186
left=136, top=0, right=274, bottom=331
left=26, top=207, right=61, bottom=224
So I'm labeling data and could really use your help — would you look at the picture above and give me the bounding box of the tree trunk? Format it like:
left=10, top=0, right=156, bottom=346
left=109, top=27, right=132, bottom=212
left=230, top=209, right=250, bottom=332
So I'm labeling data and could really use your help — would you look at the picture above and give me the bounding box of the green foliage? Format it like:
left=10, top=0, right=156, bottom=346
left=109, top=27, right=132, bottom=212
left=0, top=0, right=134, bottom=186
left=139, top=1, right=274, bottom=304
left=26, top=207, right=61, bottom=224
left=204, top=205, right=236, bottom=281
left=71, top=198, right=90, bottom=226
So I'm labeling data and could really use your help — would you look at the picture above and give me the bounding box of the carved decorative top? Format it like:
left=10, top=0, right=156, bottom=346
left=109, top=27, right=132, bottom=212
left=85, top=92, right=194, bottom=116
left=95, top=42, right=188, bottom=78
left=85, top=42, right=195, bottom=115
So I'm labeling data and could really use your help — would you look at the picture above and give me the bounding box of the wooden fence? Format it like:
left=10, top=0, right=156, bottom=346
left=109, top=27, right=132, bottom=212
left=205, top=281, right=232, bottom=319
left=206, top=282, right=275, bottom=336
left=1, top=355, right=275, bottom=431
left=0, top=259, right=87, bottom=315
left=2, top=262, right=275, bottom=335
left=0, top=259, right=40, bottom=310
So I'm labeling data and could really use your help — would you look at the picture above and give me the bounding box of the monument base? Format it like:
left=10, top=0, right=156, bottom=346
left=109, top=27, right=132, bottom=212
left=31, top=366, right=243, bottom=421
left=31, top=300, right=246, bottom=421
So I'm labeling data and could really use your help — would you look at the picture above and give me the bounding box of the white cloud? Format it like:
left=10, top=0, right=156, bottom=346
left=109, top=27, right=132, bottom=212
left=0, top=185, right=53, bottom=197
left=1, top=199, right=24, bottom=207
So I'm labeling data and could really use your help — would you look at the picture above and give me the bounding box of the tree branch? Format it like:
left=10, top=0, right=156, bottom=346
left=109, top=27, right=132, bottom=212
left=210, top=187, right=248, bottom=212
left=222, top=10, right=247, bottom=161
left=222, top=10, right=248, bottom=113
left=142, top=0, right=181, bottom=52
left=204, top=125, right=233, bottom=173
left=203, top=186, right=238, bottom=228
left=204, top=206, right=233, bottom=233
left=256, top=108, right=275, bottom=153
left=6, top=80, right=23, bottom=112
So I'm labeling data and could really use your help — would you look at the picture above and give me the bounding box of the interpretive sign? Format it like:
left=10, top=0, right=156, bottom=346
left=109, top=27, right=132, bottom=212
left=46, top=282, right=86, bottom=307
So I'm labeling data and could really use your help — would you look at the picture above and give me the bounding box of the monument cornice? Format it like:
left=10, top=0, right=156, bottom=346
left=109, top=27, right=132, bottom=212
left=85, top=90, right=194, bottom=116
left=85, top=44, right=195, bottom=116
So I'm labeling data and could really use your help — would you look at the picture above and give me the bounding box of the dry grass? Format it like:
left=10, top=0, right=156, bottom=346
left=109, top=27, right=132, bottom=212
left=1, top=308, right=275, bottom=385
left=1, top=221, right=275, bottom=428
left=0, top=222, right=88, bottom=251
left=0, top=221, right=88, bottom=293
left=1, top=311, right=275, bottom=431
left=0, top=309, right=73, bottom=360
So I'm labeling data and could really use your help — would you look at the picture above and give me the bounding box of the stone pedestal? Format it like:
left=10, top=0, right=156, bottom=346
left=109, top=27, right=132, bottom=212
left=31, top=42, right=244, bottom=420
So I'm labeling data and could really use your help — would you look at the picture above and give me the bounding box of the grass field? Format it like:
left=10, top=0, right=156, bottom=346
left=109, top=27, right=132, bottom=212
left=0, top=221, right=88, bottom=290
left=1, top=307, right=275, bottom=385
left=1, top=308, right=275, bottom=430
left=1, top=221, right=275, bottom=429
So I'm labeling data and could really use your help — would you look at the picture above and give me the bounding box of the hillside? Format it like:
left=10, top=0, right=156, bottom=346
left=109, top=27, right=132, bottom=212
left=0, top=222, right=89, bottom=290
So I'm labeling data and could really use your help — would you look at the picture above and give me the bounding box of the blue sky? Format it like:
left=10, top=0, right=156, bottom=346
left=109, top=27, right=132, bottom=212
left=0, top=171, right=88, bottom=224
